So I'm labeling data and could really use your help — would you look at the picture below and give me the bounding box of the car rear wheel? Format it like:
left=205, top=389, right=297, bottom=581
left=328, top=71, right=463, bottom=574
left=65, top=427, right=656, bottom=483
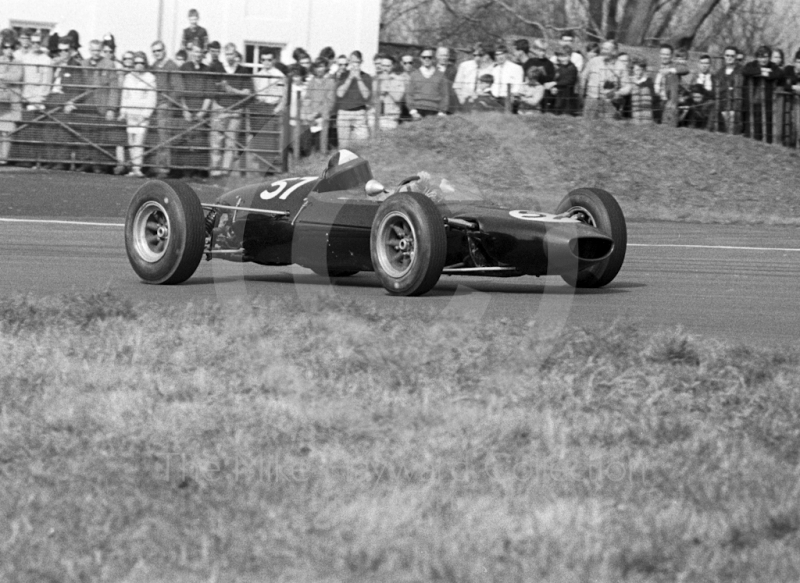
left=555, top=188, right=627, bottom=288
left=125, top=180, right=206, bottom=284
left=370, top=192, right=446, bottom=296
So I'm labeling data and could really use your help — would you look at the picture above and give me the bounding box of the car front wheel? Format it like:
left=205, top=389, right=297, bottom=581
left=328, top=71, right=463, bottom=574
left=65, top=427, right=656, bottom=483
left=370, top=192, right=446, bottom=296
left=125, top=180, right=206, bottom=284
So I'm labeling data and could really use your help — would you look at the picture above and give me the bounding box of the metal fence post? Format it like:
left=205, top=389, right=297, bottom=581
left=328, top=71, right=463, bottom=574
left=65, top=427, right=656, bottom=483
left=373, top=77, right=381, bottom=136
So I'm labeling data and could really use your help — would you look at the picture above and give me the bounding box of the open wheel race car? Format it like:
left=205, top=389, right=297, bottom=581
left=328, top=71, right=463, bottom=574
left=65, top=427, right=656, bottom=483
left=125, top=150, right=627, bottom=296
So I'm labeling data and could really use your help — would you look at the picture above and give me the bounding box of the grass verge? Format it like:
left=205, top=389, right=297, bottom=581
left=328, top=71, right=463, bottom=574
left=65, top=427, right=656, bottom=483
left=2, top=292, right=800, bottom=581
left=291, top=113, right=800, bottom=225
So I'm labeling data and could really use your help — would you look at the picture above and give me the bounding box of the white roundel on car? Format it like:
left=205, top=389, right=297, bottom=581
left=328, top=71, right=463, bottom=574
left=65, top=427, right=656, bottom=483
left=509, top=210, right=579, bottom=223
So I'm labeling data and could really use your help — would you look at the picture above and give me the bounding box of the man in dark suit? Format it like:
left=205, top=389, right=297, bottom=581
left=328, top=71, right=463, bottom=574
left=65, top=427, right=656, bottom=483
left=43, top=39, right=86, bottom=169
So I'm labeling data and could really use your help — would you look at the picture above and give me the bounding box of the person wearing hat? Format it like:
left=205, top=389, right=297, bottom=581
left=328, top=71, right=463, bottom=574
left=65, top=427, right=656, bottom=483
left=0, top=38, right=24, bottom=164
left=550, top=48, right=579, bottom=115
left=454, top=42, right=495, bottom=105
left=490, top=44, right=523, bottom=109
left=14, top=31, right=52, bottom=166
left=182, top=8, right=209, bottom=52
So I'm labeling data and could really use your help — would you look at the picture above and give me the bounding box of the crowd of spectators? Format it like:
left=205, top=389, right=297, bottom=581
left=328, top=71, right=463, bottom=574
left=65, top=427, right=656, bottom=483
left=3, top=10, right=800, bottom=174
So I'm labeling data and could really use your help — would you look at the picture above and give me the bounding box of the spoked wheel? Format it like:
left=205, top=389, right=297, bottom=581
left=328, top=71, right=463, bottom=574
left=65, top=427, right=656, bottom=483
left=124, top=180, right=206, bottom=284
left=370, top=192, right=446, bottom=296
left=555, top=187, right=627, bottom=288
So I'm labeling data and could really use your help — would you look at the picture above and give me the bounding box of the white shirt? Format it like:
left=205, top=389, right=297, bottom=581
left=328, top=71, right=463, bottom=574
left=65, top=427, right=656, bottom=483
left=491, top=60, right=524, bottom=98
left=454, top=59, right=495, bottom=103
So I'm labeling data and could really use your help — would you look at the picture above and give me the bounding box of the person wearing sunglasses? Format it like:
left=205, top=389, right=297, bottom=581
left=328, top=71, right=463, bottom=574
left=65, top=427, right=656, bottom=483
left=454, top=41, right=494, bottom=105
left=406, top=47, right=449, bottom=120
left=713, top=45, right=743, bottom=134
left=118, top=52, right=156, bottom=177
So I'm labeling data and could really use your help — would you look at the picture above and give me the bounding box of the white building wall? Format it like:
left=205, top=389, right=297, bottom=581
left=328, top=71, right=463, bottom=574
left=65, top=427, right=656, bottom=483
left=4, top=0, right=380, bottom=69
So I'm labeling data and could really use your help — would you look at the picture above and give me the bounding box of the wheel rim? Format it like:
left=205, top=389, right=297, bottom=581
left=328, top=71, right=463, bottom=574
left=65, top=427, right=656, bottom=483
left=132, top=201, right=171, bottom=263
left=564, top=205, right=597, bottom=228
left=376, top=210, right=417, bottom=278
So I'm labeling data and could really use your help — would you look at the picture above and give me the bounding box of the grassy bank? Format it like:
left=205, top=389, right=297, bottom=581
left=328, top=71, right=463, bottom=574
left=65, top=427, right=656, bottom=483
left=2, top=292, right=800, bottom=581
left=291, top=113, right=800, bottom=225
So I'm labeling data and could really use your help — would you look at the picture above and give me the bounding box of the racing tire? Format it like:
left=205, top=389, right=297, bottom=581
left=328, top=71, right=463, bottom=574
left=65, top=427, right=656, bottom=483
left=555, top=187, right=627, bottom=288
left=370, top=192, right=446, bottom=296
left=125, top=180, right=206, bottom=285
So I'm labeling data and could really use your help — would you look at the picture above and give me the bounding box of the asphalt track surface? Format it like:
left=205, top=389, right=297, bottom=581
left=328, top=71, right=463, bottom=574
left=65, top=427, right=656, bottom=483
left=1, top=169, right=799, bottom=346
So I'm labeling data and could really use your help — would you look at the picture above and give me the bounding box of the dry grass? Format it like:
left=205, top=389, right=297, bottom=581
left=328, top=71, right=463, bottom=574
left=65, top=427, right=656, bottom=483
left=2, top=292, right=800, bottom=581
left=291, top=113, right=800, bottom=224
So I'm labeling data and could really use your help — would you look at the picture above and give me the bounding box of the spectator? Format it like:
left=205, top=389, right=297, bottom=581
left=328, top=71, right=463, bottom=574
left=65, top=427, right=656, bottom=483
left=453, top=42, right=494, bottom=105
left=178, top=44, right=213, bottom=175
left=688, top=54, right=714, bottom=94
left=490, top=45, right=524, bottom=108
left=182, top=9, right=209, bottom=51
left=299, top=54, right=312, bottom=75
left=462, top=74, right=503, bottom=112
left=174, top=49, right=187, bottom=67
left=82, top=39, right=120, bottom=173
left=771, top=48, right=785, bottom=69
left=397, top=54, right=415, bottom=121
left=585, top=43, right=600, bottom=65
left=513, top=39, right=532, bottom=70
left=785, top=49, right=800, bottom=94
left=436, top=45, right=458, bottom=113
left=714, top=45, right=743, bottom=134
left=43, top=38, right=86, bottom=169
left=679, top=84, right=713, bottom=129
left=406, top=47, right=449, bottom=119
left=253, top=52, right=286, bottom=112
left=287, top=64, right=310, bottom=155
left=118, top=51, right=156, bottom=177
left=554, top=31, right=584, bottom=72
left=331, top=54, right=349, bottom=81
left=525, top=39, right=555, bottom=111
left=579, top=39, right=630, bottom=120
left=517, top=67, right=545, bottom=114
left=0, top=39, right=24, bottom=165
left=303, top=57, right=335, bottom=151
left=374, top=54, right=405, bottom=130
left=13, top=28, right=33, bottom=62
left=209, top=43, right=251, bottom=177
left=742, top=45, right=784, bottom=142
left=335, top=50, right=372, bottom=147
left=551, top=48, right=579, bottom=115
left=614, top=52, right=632, bottom=119
left=20, top=31, right=52, bottom=111
left=150, top=39, right=184, bottom=177
left=736, top=50, right=745, bottom=66
left=318, top=46, right=336, bottom=63
left=64, top=30, right=84, bottom=64
left=653, top=43, right=688, bottom=125
left=206, top=40, right=221, bottom=67
left=629, top=57, right=654, bottom=124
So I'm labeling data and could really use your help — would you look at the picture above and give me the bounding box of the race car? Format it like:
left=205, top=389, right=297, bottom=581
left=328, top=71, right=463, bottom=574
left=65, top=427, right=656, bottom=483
left=124, top=150, right=627, bottom=296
